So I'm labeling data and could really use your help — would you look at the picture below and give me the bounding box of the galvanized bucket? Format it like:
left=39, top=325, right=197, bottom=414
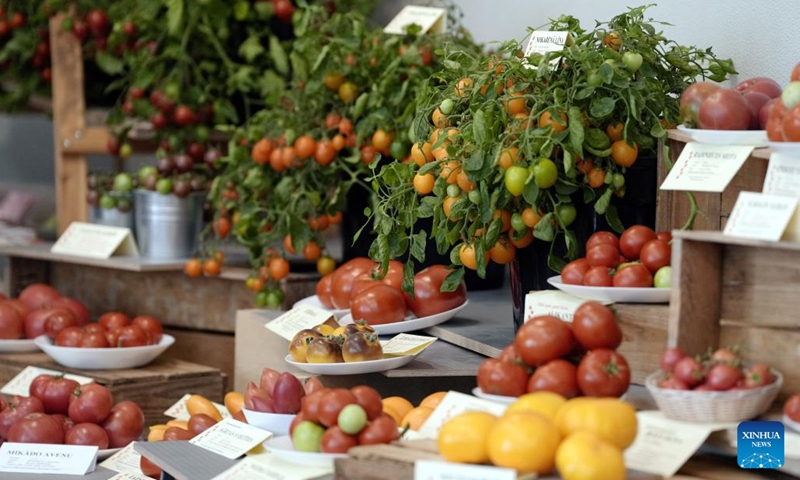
left=134, top=190, right=205, bottom=259
left=89, top=204, right=135, bottom=233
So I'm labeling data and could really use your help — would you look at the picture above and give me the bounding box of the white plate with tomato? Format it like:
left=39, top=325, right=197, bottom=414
left=548, top=276, right=671, bottom=303
left=471, top=387, right=517, bottom=405
left=293, top=295, right=349, bottom=320
left=284, top=353, right=417, bottom=375
left=677, top=125, right=767, bottom=146
left=0, top=338, right=40, bottom=353
left=338, top=300, right=468, bottom=336
left=34, top=334, right=175, bottom=370
left=264, top=435, right=346, bottom=468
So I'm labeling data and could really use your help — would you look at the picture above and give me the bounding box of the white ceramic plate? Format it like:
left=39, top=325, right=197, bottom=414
left=339, top=300, right=468, bottom=335
left=766, top=141, right=800, bottom=156
left=242, top=409, right=295, bottom=436
left=471, top=387, right=517, bottom=405
left=677, top=125, right=767, bottom=146
left=264, top=435, right=346, bottom=468
left=784, top=414, right=800, bottom=433
left=0, top=338, right=40, bottom=353
left=293, top=295, right=349, bottom=320
left=548, top=276, right=670, bottom=304
left=97, top=448, right=121, bottom=460
left=285, top=353, right=416, bottom=375
left=34, top=335, right=175, bottom=370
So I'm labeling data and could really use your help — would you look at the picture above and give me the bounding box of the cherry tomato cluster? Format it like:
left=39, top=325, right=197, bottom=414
left=290, top=317, right=382, bottom=364
left=658, top=346, right=776, bottom=392
left=0, top=376, right=143, bottom=451
left=478, top=302, right=631, bottom=399
left=243, top=368, right=322, bottom=415
left=0, top=284, right=90, bottom=340
left=561, top=225, right=672, bottom=288
left=52, top=312, right=164, bottom=349
left=292, top=384, right=399, bottom=454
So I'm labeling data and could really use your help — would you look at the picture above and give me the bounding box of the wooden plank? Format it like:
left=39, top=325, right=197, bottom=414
left=667, top=129, right=771, bottom=160
left=50, top=13, right=88, bottom=234
left=673, top=230, right=800, bottom=251
left=615, top=304, right=669, bottom=385
left=668, top=238, right=723, bottom=354
left=0, top=244, right=186, bottom=272
left=61, top=126, right=113, bottom=156
left=7, top=256, right=49, bottom=297
left=382, top=341, right=484, bottom=378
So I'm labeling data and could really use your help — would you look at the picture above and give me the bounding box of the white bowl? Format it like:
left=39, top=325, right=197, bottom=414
left=285, top=353, right=416, bottom=375
left=264, top=435, right=346, bottom=468
left=548, top=276, right=671, bottom=303
left=242, top=408, right=295, bottom=436
left=766, top=141, right=800, bottom=156
left=34, top=335, right=175, bottom=370
left=677, top=125, right=767, bottom=146
left=339, top=300, right=468, bottom=335
left=293, top=295, right=349, bottom=320
left=471, top=387, right=517, bottom=405
left=0, top=338, right=40, bottom=353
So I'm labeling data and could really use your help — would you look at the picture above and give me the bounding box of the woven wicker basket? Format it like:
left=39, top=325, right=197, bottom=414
left=645, top=369, right=783, bottom=423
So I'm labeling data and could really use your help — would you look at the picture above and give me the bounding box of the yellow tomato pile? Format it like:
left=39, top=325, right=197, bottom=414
left=438, top=392, right=637, bottom=480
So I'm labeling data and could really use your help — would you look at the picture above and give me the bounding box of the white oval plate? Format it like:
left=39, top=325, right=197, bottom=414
left=766, top=141, right=800, bottom=156
left=339, top=300, right=468, bottom=335
left=34, top=335, right=175, bottom=370
left=285, top=353, right=416, bottom=375
left=784, top=414, right=800, bottom=433
left=264, top=435, right=346, bottom=468
left=293, top=295, right=349, bottom=320
left=548, top=276, right=670, bottom=304
left=677, top=125, right=767, bottom=146
left=0, top=338, right=40, bottom=353
left=242, top=409, right=295, bottom=436
left=97, top=448, right=121, bottom=460
left=471, top=387, right=517, bottom=405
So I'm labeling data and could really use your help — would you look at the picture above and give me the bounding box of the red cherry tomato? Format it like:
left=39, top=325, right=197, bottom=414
left=660, top=347, right=686, bottom=374
left=672, top=356, right=705, bottom=387
left=45, top=310, right=78, bottom=340
left=132, top=316, right=163, bottom=344
left=321, top=426, right=358, bottom=454
left=784, top=394, right=800, bottom=422
left=99, top=312, right=131, bottom=330
left=576, top=349, right=631, bottom=397
left=656, top=231, right=672, bottom=244
left=55, top=326, right=83, bottom=347
left=357, top=415, right=399, bottom=445
left=705, top=363, right=743, bottom=391
left=117, top=325, right=149, bottom=347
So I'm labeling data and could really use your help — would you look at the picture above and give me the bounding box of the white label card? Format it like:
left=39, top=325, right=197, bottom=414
left=163, top=393, right=231, bottom=421
left=384, top=6, right=446, bottom=35
left=265, top=306, right=335, bottom=342
left=723, top=192, right=798, bottom=241
left=0, top=443, right=97, bottom=475
left=523, top=290, right=601, bottom=323
left=51, top=222, right=138, bottom=259
left=623, top=411, right=737, bottom=478
left=660, top=143, right=754, bottom=192
left=99, top=442, right=141, bottom=474
left=763, top=153, right=800, bottom=197
left=1, top=366, right=94, bottom=397
left=382, top=334, right=437, bottom=356
left=108, top=473, right=153, bottom=480
left=190, top=418, right=272, bottom=460
left=211, top=454, right=332, bottom=480
left=415, top=460, right=516, bottom=480
left=417, top=391, right=506, bottom=440
left=523, top=30, right=569, bottom=68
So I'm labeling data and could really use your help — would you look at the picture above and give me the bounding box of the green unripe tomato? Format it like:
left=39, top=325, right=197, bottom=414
left=555, top=204, right=577, bottom=227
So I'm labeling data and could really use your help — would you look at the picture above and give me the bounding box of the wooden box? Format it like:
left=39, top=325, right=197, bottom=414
left=0, top=352, right=225, bottom=426
left=669, top=230, right=800, bottom=399
left=615, top=304, right=669, bottom=385
left=656, top=130, right=770, bottom=232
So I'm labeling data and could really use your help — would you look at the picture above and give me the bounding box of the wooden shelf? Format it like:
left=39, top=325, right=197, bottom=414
left=673, top=229, right=800, bottom=251
left=0, top=243, right=186, bottom=272
left=666, top=129, right=771, bottom=160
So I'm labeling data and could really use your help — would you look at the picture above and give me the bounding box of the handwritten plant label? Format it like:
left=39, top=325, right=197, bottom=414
left=660, top=143, right=754, bottom=192
left=523, top=290, right=598, bottom=323
left=0, top=443, right=97, bottom=475
left=523, top=31, right=569, bottom=68
left=190, top=418, right=272, bottom=460
left=99, top=442, right=141, bottom=474
left=384, top=6, right=446, bottom=35
left=723, top=192, right=798, bottom=241
left=382, top=334, right=437, bottom=357
left=51, top=222, right=138, bottom=259
left=265, top=306, right=335, bottom=341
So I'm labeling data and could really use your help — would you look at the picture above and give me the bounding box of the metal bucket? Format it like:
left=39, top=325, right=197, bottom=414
left=89, top=205, right=135, bottom=232
left=134, top=190, right=205, bottom=259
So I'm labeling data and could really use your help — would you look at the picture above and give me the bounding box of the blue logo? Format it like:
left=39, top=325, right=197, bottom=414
left=737, top=421, right=784, bottom=469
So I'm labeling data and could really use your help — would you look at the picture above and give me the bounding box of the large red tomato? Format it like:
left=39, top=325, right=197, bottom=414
left=320, top=426, right=359, bottom=454
left=316, top=273, right=335, bottom=308
left=317, top=389, right=357, bottom=428
left=0, top=302, right=23, bottom=339
left=586, top=244, right=620, bottom=268
left=619, top=225, right=657, bottom=260
left=527, top=359, right=579, bottom=398
left=613, top=264, right=653, bottom=288
left=576, top=349, right=631, bottom=397
left=735, top=77, right=782, bottom=99
left=65, top=423, right=109, bottom=449
left=477, top=358, right=529, bottom=397
left=45, top=310, right=79, bottom=340
left=350, top=284, right=406, bottom=325
left=585, top=231, right=620, bottom=252
left=640, top=239, right=671, bottom=274
left=47, top=297, right=91, bottom=326
left=99, top=312, right=131, bottom=330
left=331, top=258, right=376, bottom=309
left=102, top=401, right=145, bottom=448
left=3, top=299, right=31, bottom=318
left=514, top=316, right=575, bottom=367
left=698, top=89, right=751, bottom=130
left=561, top=259, right=590, bottom=285
left=583, top=266, right=613, bottom=287
left=0, top=395, right=44, bottom=438
left=117, top=325, right=149, bottom=347
left=18, top=283, right=61, bottom=310
left=372, top=260, right=404, bottom=291
left=55, top=326, right=84, bottom=347
left=742, top=91, right=771, bottom=130
left=404, top=265, right=467, bottom=318
left=679, top=81, right=719, bottom=125
left=782, top=105, right=800, bottom=142
left=572, top=302, right=622, bottom=350
left=8, top=413, right=65, bottom=444
left=24, top=308, right=67, bottom=339
left=132, top=316, right=163, bottom=344
left=358, top=415, right=399, bottom=445
left=40, top=378, right=80, bottom=415
left=69, top=383, right=114, bottom=424
left=349, top=274, right=382, bottom=301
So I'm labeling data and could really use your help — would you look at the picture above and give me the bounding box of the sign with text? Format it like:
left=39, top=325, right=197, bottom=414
left=723, top=192, right=798, bottom=241
left=417, top=391, right=506, bottom=440
left=382, top=334, right=437, bottom=356
left=0, top=442, right=97, bottom=475
left=415, top=460, right=516, bottom=480
left=51, top=222, right=138, bottom=259
left=762, top=153, right=800, bottom=242
left=1, top=366, right=94, bottom=397
left=523, top=31, right=569, bottom=68
left=523, top=290, right=597, bottom=323
left=190, top=418, right=272, bottom=460
left=99, top=443, right=141, bottom=475
left=265, top=306, right=335, bottom=341
left=109, top=472, right=153, bottom=480
left=384, top=6, right=446, bottom=35
left=660, top=143, right=754, bottom=192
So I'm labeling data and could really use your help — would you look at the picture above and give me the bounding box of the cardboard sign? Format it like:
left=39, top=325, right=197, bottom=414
left=417, top=391, right=506, bottom=440
left=51, top=222, right=138, bottom=259
left=415, top=460, right=516, bottom=480
left=381, top=334, right=437, bottom=356
left=211, top=454, right=332, bottom=480
left=623, top=411, right=738, bottom=478
left=723, top=192, right=798, bottom=241
left=0, top=443, right=97, bottom=475
left=523, top=290, right=597, bottom=323
left=660, top=143, right=754, bottom=192
left=384, top=6, right=446, bottom=35
left=1, top=366, right=94, bottom=397
left=523, top=31, right=569, bottom=68
left=190, top=418, right=272, bottom=460
left=164, top=393, right=231, bottom=421
left=265, top=306, right=335, bottom=342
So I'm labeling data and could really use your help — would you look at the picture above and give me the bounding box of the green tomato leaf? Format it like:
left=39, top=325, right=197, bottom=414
left=574, top=87, right=594, bottom=100
left=411, top=232, right=427, bottom=262
left=567, top=107, right=584, bottom=158
left=239, top=36, right=264, bottom=63
left=599, top=62, right=614, bottom=84
left=473, top=110, right=487, bottom=145
left=565, top=230, right=579, bottom=260
left=441, top=268, right=465, bottom=293
left=418, top=196, right=438, bottom=218
left=585, top=128, right=611, bottom=150
left=547, top=254, right=567, bottom=274
left=534, top=214, right=555, bottom=242
left=590, top=97, right=616, bottom=118
left=594, top=187, right=613, bottom=214
left=650, top=121, right=667, bottom=138
left=466, top=149, right=485, bottom=173
left=165, top=0, right=184, bottom=36
left=450, top=245, right=461, bottom=266
left=95, top=51, right=124, bottom=75
left=402, top=261, right=416, bottom=296
left=269, top=36, right=289, bottom=76
left=605, top=205, right=625, bottom=233
left=523, top=178, right=540, bottom=205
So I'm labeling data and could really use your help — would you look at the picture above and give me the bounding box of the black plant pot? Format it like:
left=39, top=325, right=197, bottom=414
left=510, top=156, right=658, bottom=331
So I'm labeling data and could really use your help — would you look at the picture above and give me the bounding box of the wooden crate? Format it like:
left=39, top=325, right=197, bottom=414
left=656, top=130, right=770, bottom=232
left=0, top=352, right=225, bottom=426
left=615, top=304, right=669, bottom=385
left=669, top=230, right=800, bottom=400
